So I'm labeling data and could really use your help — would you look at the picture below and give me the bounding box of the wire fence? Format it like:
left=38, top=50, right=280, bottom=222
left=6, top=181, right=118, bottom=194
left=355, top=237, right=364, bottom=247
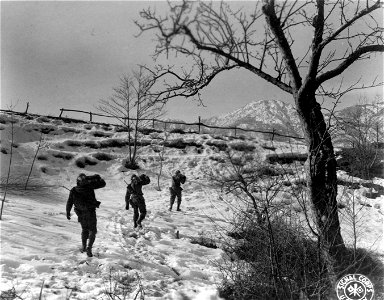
left=0, top=106, right=305, bottom=142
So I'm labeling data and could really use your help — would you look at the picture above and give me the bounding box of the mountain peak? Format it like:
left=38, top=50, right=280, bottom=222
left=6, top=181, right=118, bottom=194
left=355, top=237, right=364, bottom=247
left=205, top=99, right=301, bottom=136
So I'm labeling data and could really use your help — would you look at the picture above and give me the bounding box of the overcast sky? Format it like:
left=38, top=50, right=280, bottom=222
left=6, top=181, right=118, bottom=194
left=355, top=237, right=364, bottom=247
left=2, top=1, right=383, bottom=122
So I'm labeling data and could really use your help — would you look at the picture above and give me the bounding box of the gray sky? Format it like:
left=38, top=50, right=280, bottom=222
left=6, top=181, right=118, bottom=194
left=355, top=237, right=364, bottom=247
left=2, top=1, right=383, bottom=122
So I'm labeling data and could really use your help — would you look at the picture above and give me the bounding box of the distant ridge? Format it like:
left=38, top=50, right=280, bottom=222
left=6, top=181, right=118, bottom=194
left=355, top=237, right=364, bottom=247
left=204, top=99, right=302, bottom=137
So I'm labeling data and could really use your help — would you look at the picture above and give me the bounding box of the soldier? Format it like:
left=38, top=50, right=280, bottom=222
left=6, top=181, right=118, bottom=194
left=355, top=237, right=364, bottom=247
left=169, top=170, right=186, bottom=211
left=66, top=173, right=105, bottom=257
left=125, top=174, right=150, bottom=228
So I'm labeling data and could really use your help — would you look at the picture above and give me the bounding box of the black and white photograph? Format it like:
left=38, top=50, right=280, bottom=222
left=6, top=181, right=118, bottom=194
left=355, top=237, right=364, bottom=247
left=1, top=1, right=383, bottom=299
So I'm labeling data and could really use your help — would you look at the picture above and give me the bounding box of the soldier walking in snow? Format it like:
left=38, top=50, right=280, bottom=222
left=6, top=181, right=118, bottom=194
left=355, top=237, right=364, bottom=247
left=125, top=174, right=150, bottom=228
left=169, top=170, right=186, bottom=211
left=66, top=173, right=105, bottom=257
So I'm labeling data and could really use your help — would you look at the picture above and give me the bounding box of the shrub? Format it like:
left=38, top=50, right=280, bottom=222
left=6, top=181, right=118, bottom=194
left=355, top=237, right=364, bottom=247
left=36, top=116, right=51, bottom=123
left=219, top=217, right=325, bottom=300
left=75, top=156, right=98, bottom=168
left=92, top=131, right=110, bottom=137
left=1, top=147, right=8, bottom=154
left=262, top=144, right=277, bottom=151
left=123, top=159, right=140, bottom=170
left=84, top=140, right=100, bottom=149
left=190, top=232, right=218, bottom=249
left=101, top=125, right=112, bottom=131
left=61, top=126, right=81, bottom=133
left=65, top=140, right=83, bottom=147
left=52, top=152, right=74, bottom=160
left=170, top=128, right=185, bottom=134
left=165, top=138, right=187, bottom=149
left=37, top=155, right=48, bottom=161
left=36, top=126, right=56, bottom=134
left=266, top=153, right=307, bottom=164
left=209, top=156, right=226, bottom=163
left=230, top=142, right=255, bottom=152
left=92, top=152, right=114, bottom=161
left=83, top=124, right=93, bottom=130
left=114, top=126, right=131, bottom=133
left=336, top=147, right=384, bottom=180
left=337, top=178, right=360, bottom=189
left=206, top=140, right=228, bottom=151
left=99, top=139, right=128, bottom=148
left=139, top=127, right=161, bottom=135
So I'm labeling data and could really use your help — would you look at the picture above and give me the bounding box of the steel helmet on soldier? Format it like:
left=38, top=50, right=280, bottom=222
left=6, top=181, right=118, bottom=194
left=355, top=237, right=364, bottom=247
left=76, top=173, right=86, bottom=186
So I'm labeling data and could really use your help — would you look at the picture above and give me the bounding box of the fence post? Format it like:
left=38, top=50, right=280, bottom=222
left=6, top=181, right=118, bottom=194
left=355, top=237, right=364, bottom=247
left=271, top=128, right=275, bottom=141
left=152, top=119, right=155, bottom=129
left=234, top=127, right=237, bottom=137
left=89, top=112, right=92, bottom=122
left=59, top=109, right=63, bottom=118
left=164, top=121, right=166, bottom=131
left=198, top=116, right=201, bottom=134
left=24, top=102, right=29, bottom=114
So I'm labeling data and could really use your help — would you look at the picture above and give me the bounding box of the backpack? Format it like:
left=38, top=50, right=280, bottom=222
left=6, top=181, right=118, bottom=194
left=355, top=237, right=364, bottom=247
left=78, top=174, right=106, bottom=189
left=180, top=174, right=186, bottom=184
left=139, top=174, right=150, bottom=185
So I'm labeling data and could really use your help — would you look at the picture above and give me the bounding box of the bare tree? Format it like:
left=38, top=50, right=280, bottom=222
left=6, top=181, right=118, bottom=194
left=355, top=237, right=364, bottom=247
left=25, top=131, right=45, bottom=190
left=335, top=97, right=383, bottom=179
left=0, top=109, right=16, bottom=220
left=136, top=0, right=383, bottom=286
left=98, top=66, right=165, bottom=169
left=150, top=132, right=169, bottom=191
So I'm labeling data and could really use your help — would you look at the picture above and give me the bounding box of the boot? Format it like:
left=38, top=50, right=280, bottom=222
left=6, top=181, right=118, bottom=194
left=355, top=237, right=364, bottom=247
left=87, top=231, right=96, bottom=257
left=86, top=247, right=93, bottom=257
left=81, top=232, right=88, bottom=253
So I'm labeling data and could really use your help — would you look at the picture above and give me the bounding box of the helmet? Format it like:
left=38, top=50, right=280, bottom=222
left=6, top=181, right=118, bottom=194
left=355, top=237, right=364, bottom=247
left=131, top=174, right=138, bottom=181
left=175, top=170, right=181, bottom=175
left=76, top=173, right=86, bottom=186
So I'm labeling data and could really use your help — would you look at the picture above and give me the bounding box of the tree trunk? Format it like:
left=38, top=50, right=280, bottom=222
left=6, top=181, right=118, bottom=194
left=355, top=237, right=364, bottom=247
left=296, top=93, right=345, bottom=290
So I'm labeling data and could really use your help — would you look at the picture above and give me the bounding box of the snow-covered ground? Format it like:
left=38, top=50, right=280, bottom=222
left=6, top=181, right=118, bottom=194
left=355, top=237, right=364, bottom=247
left=0, top=112, right=383, bottom=299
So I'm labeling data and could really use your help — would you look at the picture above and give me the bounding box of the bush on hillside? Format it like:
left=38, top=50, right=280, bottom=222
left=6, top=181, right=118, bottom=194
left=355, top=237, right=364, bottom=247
left=37, top=154, right=48, bottom=161
left=52, top=152, right=74, bottom=160
left=123, top=159, right=140, bottom=170
left=190, top=231, right=218, bottom=249
left=206, top=140, right=228, bottom=151
left=36, top=116, right=51, bottom=123
left=336, top=147, right=384, bottom=180
left=139, top=127, right=161, bottom=135
left=75, top=156, right=98, bottom=168
left=92, top=152, right=114, bottom=161
left=164, top=138, right=187, bottom=149
left=65, top=140, right=83, bottom=147
left=84, top=140, right=100, bottom=149
left=61, top=126, right=81, bottom=133
left=99, top=139, right=128, bottom=148
left=266, top=153, right=307, bottom=165
left=170, top=128, right=185, bottom=134
left=92, top=131, right=111, bottom=138
left=229, top=142, right=255, bottom=152
left=219, top=216, right=323, bottom=300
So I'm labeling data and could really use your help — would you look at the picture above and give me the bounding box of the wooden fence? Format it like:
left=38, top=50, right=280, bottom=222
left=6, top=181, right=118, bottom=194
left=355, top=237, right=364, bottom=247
left=58, top=108, right=305, bottom=141
left=0, top=107, right=305, bottom=141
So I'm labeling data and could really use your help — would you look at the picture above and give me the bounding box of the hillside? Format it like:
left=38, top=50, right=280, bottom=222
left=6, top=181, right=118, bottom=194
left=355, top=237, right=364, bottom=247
left=0, top=111, right=383, bottom=300
left=204, top=99, right=301, bottom=136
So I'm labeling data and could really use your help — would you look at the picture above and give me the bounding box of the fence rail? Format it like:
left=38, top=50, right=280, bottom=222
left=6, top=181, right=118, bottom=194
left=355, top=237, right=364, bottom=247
left=0, top=107, right=305, bottom=141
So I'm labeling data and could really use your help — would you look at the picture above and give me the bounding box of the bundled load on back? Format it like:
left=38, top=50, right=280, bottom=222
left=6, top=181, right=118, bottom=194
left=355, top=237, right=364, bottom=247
left=139, top=174, right=151, bottom=185
left=77, top=173, right=106, bottom=189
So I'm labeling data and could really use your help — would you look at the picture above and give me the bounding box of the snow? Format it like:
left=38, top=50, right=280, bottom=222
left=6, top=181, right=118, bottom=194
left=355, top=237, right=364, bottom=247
left=0, top=112, right=383, bottom=299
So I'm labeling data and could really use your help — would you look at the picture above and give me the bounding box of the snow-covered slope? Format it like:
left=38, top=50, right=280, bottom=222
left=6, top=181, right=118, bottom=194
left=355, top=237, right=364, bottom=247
left=0, top=111, right=382, bottom=300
